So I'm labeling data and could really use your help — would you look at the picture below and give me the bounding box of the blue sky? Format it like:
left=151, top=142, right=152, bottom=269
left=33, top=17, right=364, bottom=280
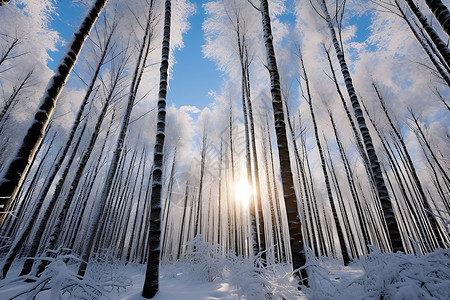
left=49, top=1, right=222, bottom=111
left=169, top=3, right=222, bottom=110
left=47, top=1, right=85, bottom=71
left=48, top=1, right=375, bottom=113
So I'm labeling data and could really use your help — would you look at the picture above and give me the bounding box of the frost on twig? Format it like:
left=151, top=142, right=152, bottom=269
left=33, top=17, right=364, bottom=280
left=180, top=236, right=303, bottom=299
left=0, top=247, right=131, bottom=299
left=303, top=246, right=450, bottom=300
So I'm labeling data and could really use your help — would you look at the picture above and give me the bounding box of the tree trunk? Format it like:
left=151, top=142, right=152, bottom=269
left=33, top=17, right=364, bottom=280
left=329, top=112, right=371, bottom=253
left=395, top=1, right=450, bottom=88
left=0, top=0, right=109, bottom=214
left=319, top=0, right=404, bottom=253
left=35, top=64, right=122, bottom=275
left=76, top=0, right=155, bottom=277
left=373, top=83, right=444, bottom=249
left=299, top=55, right=350, bottom=265
left=142, top=0, right=171, bottom=297
left=424, top=0, right=450, bottom=37
left=405, top=0, right=450, bottom=68
left=260, top=0, right=307, bottom=283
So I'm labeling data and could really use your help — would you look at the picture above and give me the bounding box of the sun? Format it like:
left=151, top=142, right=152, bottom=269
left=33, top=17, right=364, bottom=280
left=233, top=180, right=253, bottom=208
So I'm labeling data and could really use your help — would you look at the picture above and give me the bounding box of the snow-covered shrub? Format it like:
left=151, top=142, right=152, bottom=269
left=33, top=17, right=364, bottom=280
left=181, top=238, right=304, bottom=299
left=184, top=235, right=226, bottom=282
left=87, top=249, right=132, bottom=295
left=304, top=246, right=450, bottom=300
left=0, top=248, right=133, bottom=299
left=229, top=252, right=304, bottom=300
left=0, top=248, right=104, bottom=299
left=355, top=247, right=450, bottom=299
left=301, top=247, right=341, bottom=299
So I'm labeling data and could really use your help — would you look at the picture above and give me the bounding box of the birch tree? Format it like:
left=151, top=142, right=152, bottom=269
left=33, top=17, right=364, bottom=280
left=77, top=0, right=156, bottom=277
left=423, top=0, right=450, bottom=36
left=317, top=0, right=404, bottom=253
left=0, top=0, right=109, bottom=215
left=405, top=0, right=450, bottom=68
left=299, top=54, right=350, bottom=265
left=260, top=0, right=307, bottom=283
left=142, top=0, right=171, bottom=297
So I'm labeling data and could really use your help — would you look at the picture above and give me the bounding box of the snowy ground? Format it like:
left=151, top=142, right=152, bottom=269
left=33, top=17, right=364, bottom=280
left=0, top=260, right=248, bottom=300
left=1, top=246, right=449, bottom=299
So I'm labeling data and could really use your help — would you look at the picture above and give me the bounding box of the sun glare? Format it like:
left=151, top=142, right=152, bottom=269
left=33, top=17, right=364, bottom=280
left=233, top=181, right=253, bottom=208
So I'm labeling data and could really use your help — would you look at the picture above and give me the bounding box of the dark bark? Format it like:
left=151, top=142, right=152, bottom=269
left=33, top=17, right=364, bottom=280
left=142, top=0, right=171, bottom=297
left=373, top=83, right=444, bottom=249
left=405, top=0, right=450, bottom=68
left=0, top=0, right=109, bottom=214
left=319, top=0, right=404, bottom=253
left=395, top=1, right=450, bottom=87
left=78, top=0, right=155, bottom=277
left=299, top=55, right=350, bottom=265
left=260, top=0, right=307, bottom=283
left=424, top=0, right=450, bottom=37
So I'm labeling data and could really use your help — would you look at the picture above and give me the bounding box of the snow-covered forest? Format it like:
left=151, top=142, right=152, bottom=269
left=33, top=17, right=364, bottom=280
left=0, top=0, right=449, bottom=299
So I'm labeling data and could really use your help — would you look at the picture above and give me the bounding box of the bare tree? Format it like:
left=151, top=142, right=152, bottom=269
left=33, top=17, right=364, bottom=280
left=317, top=0, right=404, bottom=252
left=423, top=0, right=450, bottom=36
left=142, top=0, right=171, bottom=297
left=260, top=0, right=307, bottom=283
left=77, top=0, right=156, bottom=277
left=299, top=54, right=350, bottom=265
left=0, top=0, right=109, bottom=215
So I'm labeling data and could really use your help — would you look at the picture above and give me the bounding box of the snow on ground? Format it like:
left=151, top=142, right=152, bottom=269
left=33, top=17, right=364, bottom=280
left=0, top=260, right=237, bottom=300
left=0, top=246, right=449, bottom=299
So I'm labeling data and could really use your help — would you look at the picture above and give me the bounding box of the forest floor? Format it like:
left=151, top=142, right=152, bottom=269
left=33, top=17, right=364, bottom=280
left=0, top=246, right=449, bottom=299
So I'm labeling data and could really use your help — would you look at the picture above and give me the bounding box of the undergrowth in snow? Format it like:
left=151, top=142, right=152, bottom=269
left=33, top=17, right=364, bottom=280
left=88, top=249, right=133, bottom=295
left=305, top=247, right=450, bottom=300
left=179, top=235, right=305, bottom=299
left=0, top=241, right=449, bottom=299
left=0, top=248, right=133, bottom=299
left=0, top=248, right=105, bottom=299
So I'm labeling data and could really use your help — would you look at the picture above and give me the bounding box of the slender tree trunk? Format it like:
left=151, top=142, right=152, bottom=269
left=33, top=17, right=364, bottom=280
left=260, top=0, right=307, bottom=283
left=35, top=67, right=122, bottom=276
left=395, top=1, right=450, bottom=87
left=177, top=182, right=189, bottom=260
left=409, top=110, right=450, bottom=185
left=1, top=121, right=87, bottom=278
left=126, top=149, right=148, bottom=263
left=14, top=30, right=114, bottom=276
left=67, top=110, right=116, bottom=251
left=234, top=21, right=258, bottom=256
left=142, top=0, right=171, bottom=297
left=161, top=150, right=176, bottom=257
left=228, top=104, right=239, bottom=255
left=405, top=0, right=450, bottom=68
left=424, top=0, right=450, bottom=37
left=0, top=70, right=33, bottom=124
left=329, top=112, right=370, bottom=252
left=218, top=140, right=223, bottom=250
left=434, top=87, right=450, bottom=110
left=77, top=0, right=155, bottom=277
left=299, top=55, right=350, bottom=265
left=0, top=36, right=18, bottom=66
left=319, top=0, right=404, bottom=253
left=324, top=136, right=358, bottom=258
left=373, top=83, right=444, bottom=248
left=322, top=45, right=370, bottom=167
left=0, top=0, right=109, bottom=214
left=0, top=130, right=56, bottom=248
left=245, top=63, right=266, bottom=256
left=194, top=130, right=207, bottom=238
